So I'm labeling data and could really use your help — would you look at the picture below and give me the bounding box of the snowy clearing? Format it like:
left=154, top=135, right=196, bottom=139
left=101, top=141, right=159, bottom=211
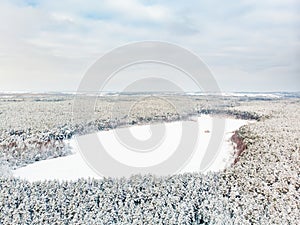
left=13, top=115, right=252, bottom=182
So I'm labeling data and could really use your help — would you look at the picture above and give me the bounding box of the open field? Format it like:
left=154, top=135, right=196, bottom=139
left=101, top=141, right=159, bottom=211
left=0, top=93, right=299, bottom=224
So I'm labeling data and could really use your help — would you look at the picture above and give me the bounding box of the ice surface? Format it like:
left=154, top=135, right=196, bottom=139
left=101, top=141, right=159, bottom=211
left=13, top=115, right=251, bottom=182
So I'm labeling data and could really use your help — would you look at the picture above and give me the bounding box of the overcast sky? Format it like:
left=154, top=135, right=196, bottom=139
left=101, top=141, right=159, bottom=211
left=0, top=0, right=299, bottom=92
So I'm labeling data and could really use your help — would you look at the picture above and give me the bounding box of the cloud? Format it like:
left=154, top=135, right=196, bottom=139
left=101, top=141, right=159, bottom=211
left=0, top=0, right=299, bottom=92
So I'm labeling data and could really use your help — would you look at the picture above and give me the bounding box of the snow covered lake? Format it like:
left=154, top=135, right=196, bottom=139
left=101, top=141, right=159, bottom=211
left=13, top=115, right=252, bottom=182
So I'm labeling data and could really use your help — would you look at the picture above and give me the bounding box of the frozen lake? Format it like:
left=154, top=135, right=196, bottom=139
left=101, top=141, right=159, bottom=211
left=13, top=115, right=252, bottom=182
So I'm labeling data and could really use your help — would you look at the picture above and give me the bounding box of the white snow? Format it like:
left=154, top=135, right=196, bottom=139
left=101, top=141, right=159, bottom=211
left=186, top=92, right=281, bottom=98
left=13, top=115, right=252, bottom=182
left=129, top=124, right=152, bottom=141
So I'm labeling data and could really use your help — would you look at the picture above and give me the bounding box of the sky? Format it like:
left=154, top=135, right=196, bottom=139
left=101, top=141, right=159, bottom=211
left=0, top=0, right=299, bottom=92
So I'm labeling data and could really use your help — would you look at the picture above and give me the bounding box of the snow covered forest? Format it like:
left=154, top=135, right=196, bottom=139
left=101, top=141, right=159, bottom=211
left=0, top=94, right=299, bottom=224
